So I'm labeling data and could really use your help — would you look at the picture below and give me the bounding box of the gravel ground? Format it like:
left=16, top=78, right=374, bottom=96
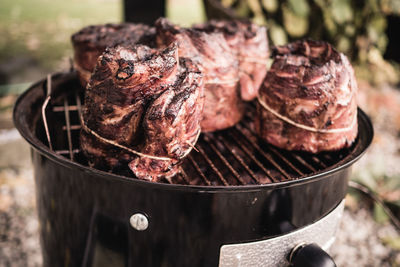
left=332, top=203, right=400, bottom=266
left=0, top=168, right=42, bottom=267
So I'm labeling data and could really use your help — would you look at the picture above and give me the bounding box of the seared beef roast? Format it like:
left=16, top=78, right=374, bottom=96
left=129, top=58, right=204, bottom=180
left=255, top=40, right=358, bottom=153
left=71, top=23, right=155, bottom=88
left=155, top=18, right=243, bottom=132
left=80, top=43, right=204, bottom=181
left=194, top=20, right=269, bottom=101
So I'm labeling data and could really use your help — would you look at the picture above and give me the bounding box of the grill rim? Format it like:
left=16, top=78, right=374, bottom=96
left=13, top=72, right=374, bottom=192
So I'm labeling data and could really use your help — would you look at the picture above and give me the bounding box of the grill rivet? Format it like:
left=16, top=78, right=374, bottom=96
left=129, top=213, right=148, bottom=231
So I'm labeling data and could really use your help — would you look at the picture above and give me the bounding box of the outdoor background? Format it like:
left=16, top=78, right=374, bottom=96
left=0, top=0, right=400, bottom=266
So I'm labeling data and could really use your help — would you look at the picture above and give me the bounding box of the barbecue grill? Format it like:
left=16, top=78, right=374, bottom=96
left=13, top=71, right=373, bottom=266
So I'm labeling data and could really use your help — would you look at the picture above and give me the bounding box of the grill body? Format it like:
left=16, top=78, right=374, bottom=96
left=14, top=72, right=373, bottom=267
left=32, top=151, right=350, bottom=266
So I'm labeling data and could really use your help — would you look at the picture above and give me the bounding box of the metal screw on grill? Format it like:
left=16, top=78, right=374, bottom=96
left=130, top=213, right=149, bottom=231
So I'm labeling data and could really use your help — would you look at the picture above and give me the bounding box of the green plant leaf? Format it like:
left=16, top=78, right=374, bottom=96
left=337, top=36, right=351, bottom=53
left=367, top=0, right=380, bottom=13
left=253, top=15, right=267, bottom=25
left=288, top=0, right=310, bottom=17
left=381, top=236, right=400, bottom=250
left=344, top=24, right=355, bottom=36
left=262, top=0, right=278, bottom=13
left=235, top=0, right=251, bottom=17
left=282, top=4, right=309, bottom=37
left=248, top=0, right=263, bottom=16
left=269, top=24, right=288, bottom=46
left=321, top=9, right=337, bottom=36
left=331, top=0, right=353, bottom=24
left=381, top=0, right=400, bottom=15
left=373, top=202, right=390, bottom=223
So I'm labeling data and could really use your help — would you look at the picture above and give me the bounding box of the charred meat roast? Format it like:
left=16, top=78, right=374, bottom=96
left=156, top=18, right=243, bottom=132
left=156, top=18, right=269, bottom=132
left=80, top=44, right=204, bottom=181
left=72, top=19, right=359, bottom=182
left=71, top=23, right=155, bottom=88
left=255, top=40, right=358, bottom=153
left=194, top=20, right=269, bottom=101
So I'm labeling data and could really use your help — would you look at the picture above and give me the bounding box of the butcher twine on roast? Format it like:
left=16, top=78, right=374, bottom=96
left=80, top=43, right=204, bottom=181
left=255, top=39, right=358, bottom=153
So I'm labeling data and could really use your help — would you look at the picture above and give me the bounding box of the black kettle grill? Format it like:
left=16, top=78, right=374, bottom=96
left=13, top=72, right=373, bottom=266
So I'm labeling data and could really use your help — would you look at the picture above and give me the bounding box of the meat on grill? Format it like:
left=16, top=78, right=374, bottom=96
left=194, top=20, right=269, bottom=101
left=71, top=23, right=155, bottom=88
left=255, top=40, right=358, bottom=153
left=80, top=43, right=204, bottom=181
left=155, top=18, right=243, bottom=132
left=129, top=58, right=204, bottom=180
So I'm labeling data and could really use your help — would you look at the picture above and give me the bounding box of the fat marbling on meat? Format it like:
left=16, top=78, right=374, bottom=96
left=255, top=40, right=358, bottom=153
left=194, top=20, right=269, bottom=101
left=80, top=43, right=204, bottom=181
left=155, top=18, right=243, bottom=132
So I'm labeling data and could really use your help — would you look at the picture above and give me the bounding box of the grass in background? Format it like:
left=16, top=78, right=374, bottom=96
left=0, top=0, right=122, bottom=84
left=0, top=0, right=204, bottom=86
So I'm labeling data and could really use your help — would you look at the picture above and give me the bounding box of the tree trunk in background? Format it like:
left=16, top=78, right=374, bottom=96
left=124, top=0, right=166, bottom=24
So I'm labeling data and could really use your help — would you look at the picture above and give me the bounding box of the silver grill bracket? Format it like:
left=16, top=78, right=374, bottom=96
left=219, top=200, right=344, bottom=267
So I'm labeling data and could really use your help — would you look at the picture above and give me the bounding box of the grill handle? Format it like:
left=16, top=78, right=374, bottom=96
left=289, top=243, right=337, bottom=267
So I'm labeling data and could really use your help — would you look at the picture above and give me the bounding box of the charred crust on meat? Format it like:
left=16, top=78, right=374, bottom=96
left=102, top=105, right=114, bottom=114
left=116, top=63, right=135, bottom=80
left=256, top=39, right=358, bottom=153
left=72, top=23, right=156, bottom=87
left=81, top=41, right=204, bottom=181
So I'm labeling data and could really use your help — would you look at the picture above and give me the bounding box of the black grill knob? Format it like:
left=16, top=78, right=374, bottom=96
left=289, top=243, right=337, bottom=267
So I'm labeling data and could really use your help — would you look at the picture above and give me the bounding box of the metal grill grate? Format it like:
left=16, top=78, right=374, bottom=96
left=41, top=74, right=357, bottom=186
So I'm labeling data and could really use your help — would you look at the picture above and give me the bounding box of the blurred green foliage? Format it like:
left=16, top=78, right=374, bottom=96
left=0, top=0, right=121, bottom=84
left=217, top=0, right=400, bottom=85
left=0, top=0, right=207, bottom=85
